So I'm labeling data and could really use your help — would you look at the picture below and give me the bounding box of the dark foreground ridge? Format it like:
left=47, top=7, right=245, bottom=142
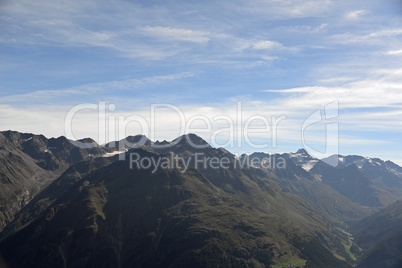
left=0, top=130, right=401, bottom=267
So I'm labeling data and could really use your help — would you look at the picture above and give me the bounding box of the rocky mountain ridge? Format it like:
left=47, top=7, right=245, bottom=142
left=0, top=130, right=401, bottom=267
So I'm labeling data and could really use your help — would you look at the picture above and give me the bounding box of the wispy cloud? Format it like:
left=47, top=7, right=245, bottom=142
left=280, top=23, right=328, bottom=34
left=0, top=72, right=195, bottom=104
left=385, top=49, right=402, bottom=55
left=339, top=137, right=389, bottom=145
left=318, top=77, right=356, bottom=84
left=345, top=9, right=370, bottom=20
left=142, top=26, right=210, bottom=43
left=332, top=28, right=402, bottom=45
left=0, top=0, right=293, bottom=64
left=238, top=0, right=334, bottom=19
left=252, top=40, right=282, bottom=50
left=264, top=79, right=402, bottom=109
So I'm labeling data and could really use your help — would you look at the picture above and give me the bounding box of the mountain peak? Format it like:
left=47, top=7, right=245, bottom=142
left=172, top=133, right=210, bottom=147
left=155, top=140, right=169, bottom=145
left=77, top=138, right=97, bottom=144
left=70, top=138, right=99, bottom=148
left=296, top=148, right=309, bottom=155
left=125, top=134, right=150, bottom=143
left=105, top=135, right=151, bottom=149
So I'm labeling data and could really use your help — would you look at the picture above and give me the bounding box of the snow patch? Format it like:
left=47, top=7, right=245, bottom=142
left=387, top=166, right=402, bottom=177
left=302, top=160, right=318, bottom=171
left=352, top=158, right=367, bottom=168
left=103, top=151, right=125, bottom=157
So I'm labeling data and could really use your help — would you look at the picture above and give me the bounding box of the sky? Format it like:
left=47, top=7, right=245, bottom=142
left=1, top=0, right=402, bottom=164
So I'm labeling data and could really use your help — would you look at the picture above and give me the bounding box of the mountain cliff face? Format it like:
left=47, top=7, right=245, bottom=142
left=323, top=154, right=402, bottom=190
left=0, top=134, right=355, bottom=268
left=284, top=152, right=402, bottom=209
left=0, top=131, right=112, bottom=231
left=0, top=131, right=401, bottom=267
left=245, top=153, right=371, bottom=228
left=350, top=199, right=402, bottom=268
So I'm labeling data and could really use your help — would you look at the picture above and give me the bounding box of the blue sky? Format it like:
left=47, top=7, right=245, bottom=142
left=1, top=0, right=402, bottom=164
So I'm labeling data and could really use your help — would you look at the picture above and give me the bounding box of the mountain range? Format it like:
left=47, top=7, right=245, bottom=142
left=0, top=130, right=401, bottom=267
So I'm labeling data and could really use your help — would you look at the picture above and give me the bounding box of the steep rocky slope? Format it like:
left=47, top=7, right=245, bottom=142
left=0, top=136, right=354, bottom=267
left=350, top=199, right=402, bottom=268
left=0, top=130, right=111, bottom=231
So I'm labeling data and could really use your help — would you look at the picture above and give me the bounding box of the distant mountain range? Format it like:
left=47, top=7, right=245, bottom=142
left=0, top=130, right=401, bottom=267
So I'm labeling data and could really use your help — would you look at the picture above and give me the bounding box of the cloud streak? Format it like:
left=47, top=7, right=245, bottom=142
left=142, top=26, right=211, bottom=43
left=331, top=28, right=402, bottom=45
left=264, top=69, right=402, bottom=109
left=0, top=72, right=195, bottom=104
left=345, top=9, right=370, bottom=20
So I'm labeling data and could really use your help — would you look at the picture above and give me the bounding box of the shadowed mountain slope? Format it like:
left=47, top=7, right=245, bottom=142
left=350, top=200, right=402, bottom=268
left=0, top=142, right=354, bottom=267
left=0, top=130, right=111, bottom=231
left=1, top=132, right=402, bottom=267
